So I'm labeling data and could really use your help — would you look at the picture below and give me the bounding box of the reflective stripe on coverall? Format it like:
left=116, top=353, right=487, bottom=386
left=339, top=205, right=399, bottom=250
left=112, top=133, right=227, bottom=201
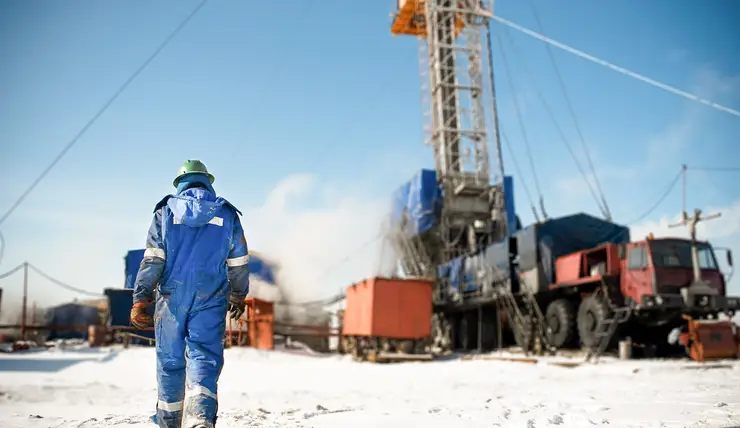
left=133, top=176, right=250, bottom=428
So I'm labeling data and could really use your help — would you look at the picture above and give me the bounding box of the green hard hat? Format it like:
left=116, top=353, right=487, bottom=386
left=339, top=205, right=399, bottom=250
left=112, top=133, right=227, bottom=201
left=173, top=159, right=215, bottom=187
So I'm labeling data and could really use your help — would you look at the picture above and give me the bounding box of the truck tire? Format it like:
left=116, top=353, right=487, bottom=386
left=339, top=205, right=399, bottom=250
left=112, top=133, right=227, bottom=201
left=546, top=299, right=577, bottom=349
left=577, top=294, right=613, bottom=349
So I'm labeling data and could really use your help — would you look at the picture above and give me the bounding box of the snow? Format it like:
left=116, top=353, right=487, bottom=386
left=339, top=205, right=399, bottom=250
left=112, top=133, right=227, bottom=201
left=1, top=345, right=739, bottom=428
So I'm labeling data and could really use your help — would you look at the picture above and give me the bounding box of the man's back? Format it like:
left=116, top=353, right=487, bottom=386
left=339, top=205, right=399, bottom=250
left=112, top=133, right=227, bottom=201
left=129, top=160, right=250, bottom=428
left=158, top=186, right=236, bottom=296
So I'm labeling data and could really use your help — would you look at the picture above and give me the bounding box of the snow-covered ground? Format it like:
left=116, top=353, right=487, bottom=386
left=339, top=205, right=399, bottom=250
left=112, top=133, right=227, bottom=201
left=1, top=345, right=739, bottom=428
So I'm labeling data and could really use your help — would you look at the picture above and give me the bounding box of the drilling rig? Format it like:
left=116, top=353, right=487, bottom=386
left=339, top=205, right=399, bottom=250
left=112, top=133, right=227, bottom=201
left=341, top=0, right=740, bottom=361
left=387, top=0, right=522, bottom=353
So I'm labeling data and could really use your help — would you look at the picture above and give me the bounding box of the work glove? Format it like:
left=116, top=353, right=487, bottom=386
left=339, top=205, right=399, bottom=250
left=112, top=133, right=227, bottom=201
left=130, top=301, right=153, bottom=329
left=228, top=294, right=246, bottom=320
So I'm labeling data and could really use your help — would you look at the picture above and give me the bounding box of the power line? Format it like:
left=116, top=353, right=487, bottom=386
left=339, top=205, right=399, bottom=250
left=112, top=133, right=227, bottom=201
left=688, top=166, right=740, bottom=172
left=0, top=263, right=23, bottom=280
left=0, top=262, right=103, bottom=297
left=525, top=0, right=611, bottom=221
left=28, top=264, right=104, bottom=297
left=624, top=168, right=684, bottom=225
left=0, top=231, right=4, bottom=266
left=491, top=15, right=740, bottom=119
left=0, top=0, right=210, bottom=229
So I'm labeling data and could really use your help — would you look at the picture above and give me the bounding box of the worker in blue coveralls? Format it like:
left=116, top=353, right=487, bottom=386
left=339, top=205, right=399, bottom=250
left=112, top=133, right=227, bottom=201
left=129, top=159, right=250, bottom=428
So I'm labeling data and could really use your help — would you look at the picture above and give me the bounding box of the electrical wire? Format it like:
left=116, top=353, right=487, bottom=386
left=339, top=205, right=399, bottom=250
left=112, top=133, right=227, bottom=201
left=0, top=263, right=24, bottom=280
left=0, top=0, right=211, bottom=229
left=688, top=166, right=740, bottom=172
left=499, top=26, right=610, bottom=219
left=28, top=264, right=104, bottom=298
left=624, top=168, right=684, bottom=225
left=525, top=0, right=611, bottom=221
left=0, top=231, right=5, bottom=266
left=491, top=15, right=740, bottom=119
left=496, top=31, right=545, bottom=221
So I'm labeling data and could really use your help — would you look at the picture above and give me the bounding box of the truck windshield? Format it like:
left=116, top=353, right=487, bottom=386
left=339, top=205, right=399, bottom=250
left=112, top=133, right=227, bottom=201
left=649, top=240, right=718, bottom=270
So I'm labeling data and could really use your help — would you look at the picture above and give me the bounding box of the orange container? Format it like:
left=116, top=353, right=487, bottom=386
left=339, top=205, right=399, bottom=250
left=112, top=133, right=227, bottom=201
left=245, top=298, right=274, bottom=350
left=342, top=277, right=433, bottom=339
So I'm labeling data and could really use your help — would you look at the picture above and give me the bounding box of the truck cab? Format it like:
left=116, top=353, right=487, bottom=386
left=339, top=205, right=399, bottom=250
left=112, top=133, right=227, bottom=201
left=621, top=237, right=739, bottom=314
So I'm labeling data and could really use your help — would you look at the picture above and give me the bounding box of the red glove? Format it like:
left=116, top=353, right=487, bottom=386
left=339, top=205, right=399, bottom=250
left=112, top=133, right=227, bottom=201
left=130, top=301, right=153, bottom=329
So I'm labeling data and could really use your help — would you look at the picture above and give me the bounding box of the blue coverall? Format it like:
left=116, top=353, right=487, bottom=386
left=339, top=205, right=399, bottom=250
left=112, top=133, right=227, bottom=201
left=133, top=174, right=250, bottom=428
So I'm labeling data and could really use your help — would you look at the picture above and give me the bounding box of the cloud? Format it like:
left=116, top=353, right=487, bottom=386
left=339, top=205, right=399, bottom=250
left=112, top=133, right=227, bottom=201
left=241, top=173, right=391, bottom=304
left=550, top=65, right=740, bottom=220
left=629, top=199, right=740, bottom=294
left=0, top=173, right=394, bottom=311
left=667, top=48, right=689, bottom=64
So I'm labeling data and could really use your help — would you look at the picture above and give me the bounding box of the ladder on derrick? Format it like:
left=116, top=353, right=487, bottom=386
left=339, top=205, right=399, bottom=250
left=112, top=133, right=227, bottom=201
left=585, top=287, right=631, bottom=363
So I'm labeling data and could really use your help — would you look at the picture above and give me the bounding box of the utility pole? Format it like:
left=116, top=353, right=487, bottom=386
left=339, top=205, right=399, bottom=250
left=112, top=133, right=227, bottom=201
left=21, top=261, right=28, bottom=341
left=669, top=208, right=721, bottom=304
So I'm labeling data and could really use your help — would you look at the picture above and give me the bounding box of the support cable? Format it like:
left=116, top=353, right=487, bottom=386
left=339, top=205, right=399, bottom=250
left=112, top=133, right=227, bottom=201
left=526, top=1, right=610, bottom=220
left=484, top=17, right=507, bottom=184
left=491, top=15, right=740, bottom=119
left=0, top=0, right=211, bottom=229
left=500, top=129, right=540, bottom=222
left=496, top=32, right=547, bottom=221
left=499, top=27, right=609, bottom=219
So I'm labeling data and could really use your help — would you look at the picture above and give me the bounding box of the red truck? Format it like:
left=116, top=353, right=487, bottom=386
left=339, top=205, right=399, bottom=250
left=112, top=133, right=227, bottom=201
left=544, top=235, right=738, bottom=356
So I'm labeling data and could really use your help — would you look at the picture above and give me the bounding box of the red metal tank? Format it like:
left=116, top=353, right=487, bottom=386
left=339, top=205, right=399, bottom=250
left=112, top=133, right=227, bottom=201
left=342, top=277, right=433, bottom=339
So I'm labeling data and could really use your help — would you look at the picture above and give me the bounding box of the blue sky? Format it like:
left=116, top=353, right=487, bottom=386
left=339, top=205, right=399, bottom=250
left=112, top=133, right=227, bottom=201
left=0, top=0, right=739, bottom=308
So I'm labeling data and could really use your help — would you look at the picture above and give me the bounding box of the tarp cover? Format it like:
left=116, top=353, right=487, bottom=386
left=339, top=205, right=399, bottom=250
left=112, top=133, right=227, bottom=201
left=390, top=169, right=442, bottom=237
left=124, top=249, right=278, bottom=287
left=124, top=249, right=145, bottom=289
left=517, top=213, right=631, bottom=286
left=46, top=303, right=100, bottom=340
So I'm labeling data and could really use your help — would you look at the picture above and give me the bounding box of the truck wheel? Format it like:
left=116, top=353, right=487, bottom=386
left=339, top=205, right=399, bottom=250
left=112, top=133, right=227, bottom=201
left=546, top=299, right=577, bottom=349
left=577, top=294, right=612, bottom=349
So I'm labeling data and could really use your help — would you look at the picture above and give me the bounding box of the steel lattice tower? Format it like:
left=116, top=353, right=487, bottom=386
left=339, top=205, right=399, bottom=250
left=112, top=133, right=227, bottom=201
left=393, top=0, right=506, bottom=270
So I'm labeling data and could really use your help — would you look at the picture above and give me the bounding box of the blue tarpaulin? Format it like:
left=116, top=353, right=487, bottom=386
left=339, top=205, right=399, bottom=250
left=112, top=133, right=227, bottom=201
left=124, top=249, right=145, bottom=289
left=124, top=248, right=278, bottom=288
left=391, top=169, right=442, bottom=237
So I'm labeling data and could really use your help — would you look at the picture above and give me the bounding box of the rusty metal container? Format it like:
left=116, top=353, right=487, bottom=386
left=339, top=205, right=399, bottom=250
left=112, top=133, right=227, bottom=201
left=246, top=298, right=274, bottom=350
left=683, top=315, right=737, bottom=362
left=342, top=277, right=433, bottom=339
left=88, top=325, right=106, bottom=347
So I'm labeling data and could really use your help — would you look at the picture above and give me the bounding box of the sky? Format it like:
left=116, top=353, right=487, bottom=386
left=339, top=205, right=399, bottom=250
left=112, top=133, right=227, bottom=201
left=0, top=0, right=739, bottom=312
